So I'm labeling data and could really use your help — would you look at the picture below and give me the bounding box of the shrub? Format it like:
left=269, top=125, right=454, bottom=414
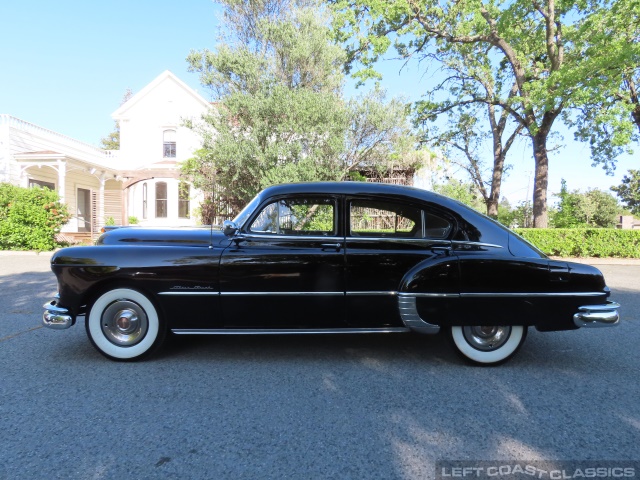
left=0, top=183, right=70, bottom=251
left=514, top=228, right=640, bottom=258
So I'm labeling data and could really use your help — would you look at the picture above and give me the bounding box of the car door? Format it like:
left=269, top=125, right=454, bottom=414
left=219, top=195, right=347, bottom=329
left=344, top=196, right=457, bottom=328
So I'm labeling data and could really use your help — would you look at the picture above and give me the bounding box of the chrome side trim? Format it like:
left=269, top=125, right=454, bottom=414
left=451, top=241, right=504, bottom=249
left=573, top=302, right=620, bottom=328
left=220, top=291, right=343, bottom=296
left=42, top=300, right=74, bottom=330
left=241, top=233, right=339, bottom=242
left=171, top=327, right=411, bottom=335
left=399, top=292, right=460, bottom=298
left=460, top=292, right=604, bottom=298
left=346, top=237, right=450, bottom=246
left=159, top=292, right=219, bottom=296
left=397, top=295, right=440, bottom=334
left=346, top=291, right=397, bottom=296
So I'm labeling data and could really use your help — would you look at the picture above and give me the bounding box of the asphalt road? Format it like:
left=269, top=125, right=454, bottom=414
left=1, top=253, right=639, bottom=480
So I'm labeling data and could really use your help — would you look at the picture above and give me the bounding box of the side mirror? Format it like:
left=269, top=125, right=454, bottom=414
left=222, top=220, right=239, bottom=237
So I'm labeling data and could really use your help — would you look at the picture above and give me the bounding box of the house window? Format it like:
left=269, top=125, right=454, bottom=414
left=155, top=182, right=167, bottom=218
left=142, top=183, right=148, bottom=220
left=178, top=182, right=190, bottom=218
left=163, top=130, right=176, bottom=158
left=29, top=179, right=55, bottom=190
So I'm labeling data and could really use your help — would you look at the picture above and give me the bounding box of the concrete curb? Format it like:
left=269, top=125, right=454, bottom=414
left=0, top=251, right=55, bottom=257
left=552, top=257, right=640, bottom=266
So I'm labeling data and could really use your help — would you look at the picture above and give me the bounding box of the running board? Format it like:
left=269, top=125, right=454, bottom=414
left=171, top=327, right=411, bottom=335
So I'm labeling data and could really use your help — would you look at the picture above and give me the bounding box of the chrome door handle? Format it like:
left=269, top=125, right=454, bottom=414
left=321, top=243, right=342, bottom=251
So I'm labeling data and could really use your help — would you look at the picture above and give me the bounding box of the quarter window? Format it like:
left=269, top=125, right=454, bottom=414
left=163, top=130, right=176, bottom=158
left=155, top=182, right=167, bottom=218
left=424, top=211, right=452, bottom=239
left=350, top=199, right=422, bottom=238
left=250, top=198, right=335, bottom=236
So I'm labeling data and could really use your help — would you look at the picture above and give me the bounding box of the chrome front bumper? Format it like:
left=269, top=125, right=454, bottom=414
left=573, top=302, right=620, bottom=328
left=42, top=297, right=75, bottom=330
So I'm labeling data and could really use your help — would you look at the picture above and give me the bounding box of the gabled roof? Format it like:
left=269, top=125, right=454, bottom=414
left=111, top=70, right=210, bottom=120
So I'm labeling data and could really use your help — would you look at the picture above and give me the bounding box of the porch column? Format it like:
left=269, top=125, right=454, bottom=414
left=98, top=172, right=106, bottom=229
left=57, top=160, right=66, bottom=203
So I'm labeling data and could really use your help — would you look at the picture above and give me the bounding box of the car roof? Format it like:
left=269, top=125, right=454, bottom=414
left=259, top=181, right=476, bottom=216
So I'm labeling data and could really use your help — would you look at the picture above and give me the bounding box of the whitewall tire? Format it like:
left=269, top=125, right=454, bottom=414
left=450, top=325, right=527, bottom=365
left=86, top=288, right=165, bottom=361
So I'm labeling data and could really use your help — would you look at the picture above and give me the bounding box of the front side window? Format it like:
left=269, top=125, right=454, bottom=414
left=350, top=199, right=422, bottom=238
left=156, top=182, right=167, bottom=218
left=178, top=182, right=190, bottom=218
left=249, top=197, right=335, bottom=236
left=163, top=130, right=176, bottom=158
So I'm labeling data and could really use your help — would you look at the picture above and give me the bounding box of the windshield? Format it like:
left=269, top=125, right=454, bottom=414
left=233, top=193, right=262, bottom=228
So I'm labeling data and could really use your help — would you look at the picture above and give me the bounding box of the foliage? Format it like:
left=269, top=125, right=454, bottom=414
left=100, top=88, right=133, bottom=150
left=184, top=0, right=420, bottom=216
left=411, top=43, right=523, bottom=218
left=0, top=183, right=70, bottom=251
left=515, top=228, right=640, bottom=258
left=432, top=179, right=484, bottom=212
left=104, top=216, right=116, bottom=226
left=128, top=216, right=139, bottom=225
left=331, top=0, right=635, bottom=228
left=553, top=179, right=618, bottom=228
left=565, top=0, right=640, bottom=171
left=611, top=169, right=640, bottom=215
left=344, top=85, right=421, bottom=177
left=184, top=1, right=348, bottom=212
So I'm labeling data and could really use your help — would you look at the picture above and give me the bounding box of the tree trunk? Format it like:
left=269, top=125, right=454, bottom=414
left=532, top=133, right=549, bottom=228
left=486, top=137, right=504, bottom=218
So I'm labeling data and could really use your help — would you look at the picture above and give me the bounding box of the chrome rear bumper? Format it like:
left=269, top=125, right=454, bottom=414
left=573, top=302, right=620, bottom=328
left=43, top=298, right=75, bottom=329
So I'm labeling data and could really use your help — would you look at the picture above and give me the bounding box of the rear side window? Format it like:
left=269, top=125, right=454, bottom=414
left=249, top=197, right=336, bottom=236
left=424, top=211, right=452, bottom=239
left=349, top=199, right=422, bottom=238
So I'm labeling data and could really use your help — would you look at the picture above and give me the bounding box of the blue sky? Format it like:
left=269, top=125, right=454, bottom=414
left=0, top=0, right=636, bottom=205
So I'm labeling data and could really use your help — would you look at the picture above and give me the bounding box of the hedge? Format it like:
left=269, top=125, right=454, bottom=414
left=514, top=228, right=640, bottom=258
left=0, top=183, right=70, bottom=251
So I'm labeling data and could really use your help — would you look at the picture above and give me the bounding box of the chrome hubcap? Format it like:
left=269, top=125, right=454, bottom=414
left=101, top=300, right=148, bottom=347
left=462, top=326, right=511, bottom=351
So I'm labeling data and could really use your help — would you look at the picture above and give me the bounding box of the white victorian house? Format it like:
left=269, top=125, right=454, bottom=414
left=0, top=71, right=210, bottom=241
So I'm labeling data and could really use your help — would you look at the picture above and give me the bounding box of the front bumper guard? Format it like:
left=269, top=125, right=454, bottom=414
left=573, top=302, right=620, bottom=328
left=43, top=297, right=75, bottom=330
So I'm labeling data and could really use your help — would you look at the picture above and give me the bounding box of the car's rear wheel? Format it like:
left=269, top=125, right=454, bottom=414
left=86, top=288, right=165, bottom=361
left=449, top=325, right=527, bottom=365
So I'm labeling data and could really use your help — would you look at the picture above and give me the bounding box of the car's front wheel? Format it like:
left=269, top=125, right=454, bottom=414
left=449, top=325, right=527, bottom=365
left=86, top=288, right=165, bottom=361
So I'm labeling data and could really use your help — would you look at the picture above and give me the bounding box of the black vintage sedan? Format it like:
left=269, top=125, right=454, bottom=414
left=43, top=182, right=619, bottom=364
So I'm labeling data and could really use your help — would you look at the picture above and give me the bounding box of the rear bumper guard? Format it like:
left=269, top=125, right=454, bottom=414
left=573, top=302, right=620, bottom=328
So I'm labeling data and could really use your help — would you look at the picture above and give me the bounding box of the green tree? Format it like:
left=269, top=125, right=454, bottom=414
left=184, top=0, right=421, bottom=218
left=0, top=183, right=70, bottom=250
left=612, top=169, right=640, bottom=215
left=412, top=39, right=523, bottom=219
left=185, top=1, right=347, bottom=213
left=344, top=85, right=423, bottom=179
left=432, top=179, right=484, bottom=212
left=566, top=0, right=640, bottom=171
left=332, top=0, right=630, bottom=228
left=100, top=88, right=133, bottom=150
left=553, top=179, right=618, bottom=228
